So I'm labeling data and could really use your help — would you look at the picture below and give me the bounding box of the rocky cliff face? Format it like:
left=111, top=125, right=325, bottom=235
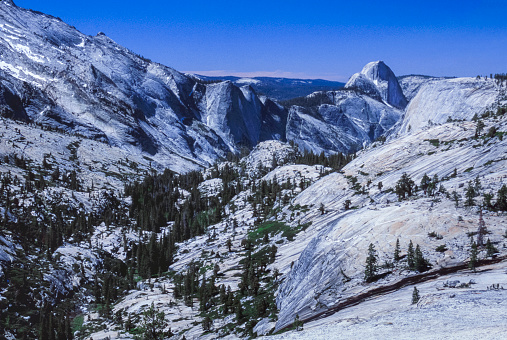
left=345, top=61, right=408, bottom=109
left=395, top=77, right=502, bottom=135
left=274, top=111, right=507, bottom=330
left=0, top=1, right=287, bottom=171
left=286, top=84, right=403, bottom=155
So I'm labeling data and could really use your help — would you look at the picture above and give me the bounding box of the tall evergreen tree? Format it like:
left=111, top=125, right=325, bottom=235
left=465, top=181, right=475, bottom=206
left=394, top=238, right=401, bottom=262
left=407, top=240, right=415, bottom=270
left=412, top=286, right=420, bottom=304
left=469, top=242, right=478, bottom=272
left=364, top=243, right=378, bottom=283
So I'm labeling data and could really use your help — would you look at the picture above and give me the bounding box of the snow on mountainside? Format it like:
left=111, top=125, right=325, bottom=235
left=0, top=1, right=288, bottom=170
left=1, top=1, right=507, bottom=339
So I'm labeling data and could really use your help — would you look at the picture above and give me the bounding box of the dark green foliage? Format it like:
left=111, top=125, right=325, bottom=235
left=496, top=185, right=507, bottom=211
left=393, top=238, right=401, bottom=262
left=465, top=181, right=476, bottom=206
left=420, top=173, right=431, bottom=195
left=395, top=173, right=415, bottom=201
left=343, top=199, right=352, bottom=210
left=414, top=245, right=431, bottom=272
left=132, top=232, right=174, bottom=279
left=140, top=303, right=172, bottom=339
left=486, top=238, right=498, bottom=257
left=475, top=120, right=485, bottom=137
left=293, top=148, right=354, bottom=171
left=412, top=287, right=420, bottom=304
left=319, top=203, right=325, bottom=215
left=293, top=314, right=303, bottom=331
left=483, top=192, right=494, bottom=210
left=469, top=242, right=478, bottom=271
left=364, top=243, right=378, bottom=283
left=452, top=191, right=460, bottom=208
left=427, top=231, right=443, bottom=240
left=407, top=240, right=415, bottom=270
left=435, top=244, right=448, bottom=252
left=248, top=221, right=297, bottom=243
left=425, top=139, right=440, bottom=147
left=486, top=126, right=497, bottom=138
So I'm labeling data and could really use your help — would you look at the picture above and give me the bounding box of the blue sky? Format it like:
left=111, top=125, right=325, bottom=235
left=16, top=0, right=507, bottom=81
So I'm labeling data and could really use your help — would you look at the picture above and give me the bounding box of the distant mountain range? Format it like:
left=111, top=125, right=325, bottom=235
left=0, top=0, right=501, bottom=170
left=187, top=74, right=345, bottom=101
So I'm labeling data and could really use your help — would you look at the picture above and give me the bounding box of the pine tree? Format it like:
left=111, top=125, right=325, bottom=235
left=496, top=185, right=507, bottom=211
left=364, top=243, right=378, bottom=283
left=202, top=316, right=212, bottom=331
left=395, top=173, right=415, bottom=201
left=343, top=199, right=351, bottom=210
left=486, top=238, right=498, bottom=257
left=452, top=191, right=460, bottom=208
left=465, top=181, right=475, bottom=206
left=407, top=240, right=415, bottom=270
left=475, top=120, right=485, bottom=137
left=293, top=314, right=303, bottom=331
left=412, top=286, right=420, bottom=304
left=420, top=173, right=431, bottom=195
left=414, top=244, right=429, bottom=272
left=394, top=238, right=401, bottom=262
left=469, top=242, right=478, bottom=272
left=141, top=303, right=170, bottom=339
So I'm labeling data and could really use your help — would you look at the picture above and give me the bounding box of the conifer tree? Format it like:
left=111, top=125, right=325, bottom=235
left=469, top=242, right=478, bottom=272
left=395, top=173, right=415, bottom=201
left=364, top=243, right=378, bottom=283
left=496, top=185, right=507, bottom=211
left=465, top=181, right=475, bottom=206
left=486, top=238, right=497, bottom=257
left=420, top=173, right=431, bottom=195
left=452, top=191, right=460, bottom=208
left=414, top=244, right=429, bottom=272
left=293, top=314, right=303, bottom=331
left=407, top=240, right=415, bottom=270
left=394, top=238, right=401, bottom=262
left=412, top=286, right=420, bottom=304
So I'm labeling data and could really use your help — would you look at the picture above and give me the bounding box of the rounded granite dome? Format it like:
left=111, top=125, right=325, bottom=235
left=345, top=61, right=408, bottom=109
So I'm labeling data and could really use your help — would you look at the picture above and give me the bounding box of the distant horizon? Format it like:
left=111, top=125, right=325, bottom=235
left=183, top=70, right=347, bottom=82
left=15, top=0, right=507, bottom=82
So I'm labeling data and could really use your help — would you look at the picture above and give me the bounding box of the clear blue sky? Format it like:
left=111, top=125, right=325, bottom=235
left=16, top=0, right=507, bottom=81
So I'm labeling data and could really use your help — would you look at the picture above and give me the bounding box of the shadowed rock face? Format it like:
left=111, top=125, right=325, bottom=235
left=346, top=61, right=408, bottom=109
left=285, top=89, right=403, bottom=155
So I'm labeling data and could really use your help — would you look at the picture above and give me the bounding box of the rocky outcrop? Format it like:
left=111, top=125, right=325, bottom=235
left=0, top=1, right=286, bottom=170
left=274, top=117, right=507, bottom=331
left=286, top=90, right=402, bottom=154
left=397, top=77, right=501, bottom=135
left=345, top=61, right=408, bottom=109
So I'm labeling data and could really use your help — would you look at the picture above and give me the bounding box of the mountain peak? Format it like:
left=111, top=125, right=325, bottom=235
left=345, top=61, right=408, bottom=109
left=1, top=0, right=16, bottom=7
